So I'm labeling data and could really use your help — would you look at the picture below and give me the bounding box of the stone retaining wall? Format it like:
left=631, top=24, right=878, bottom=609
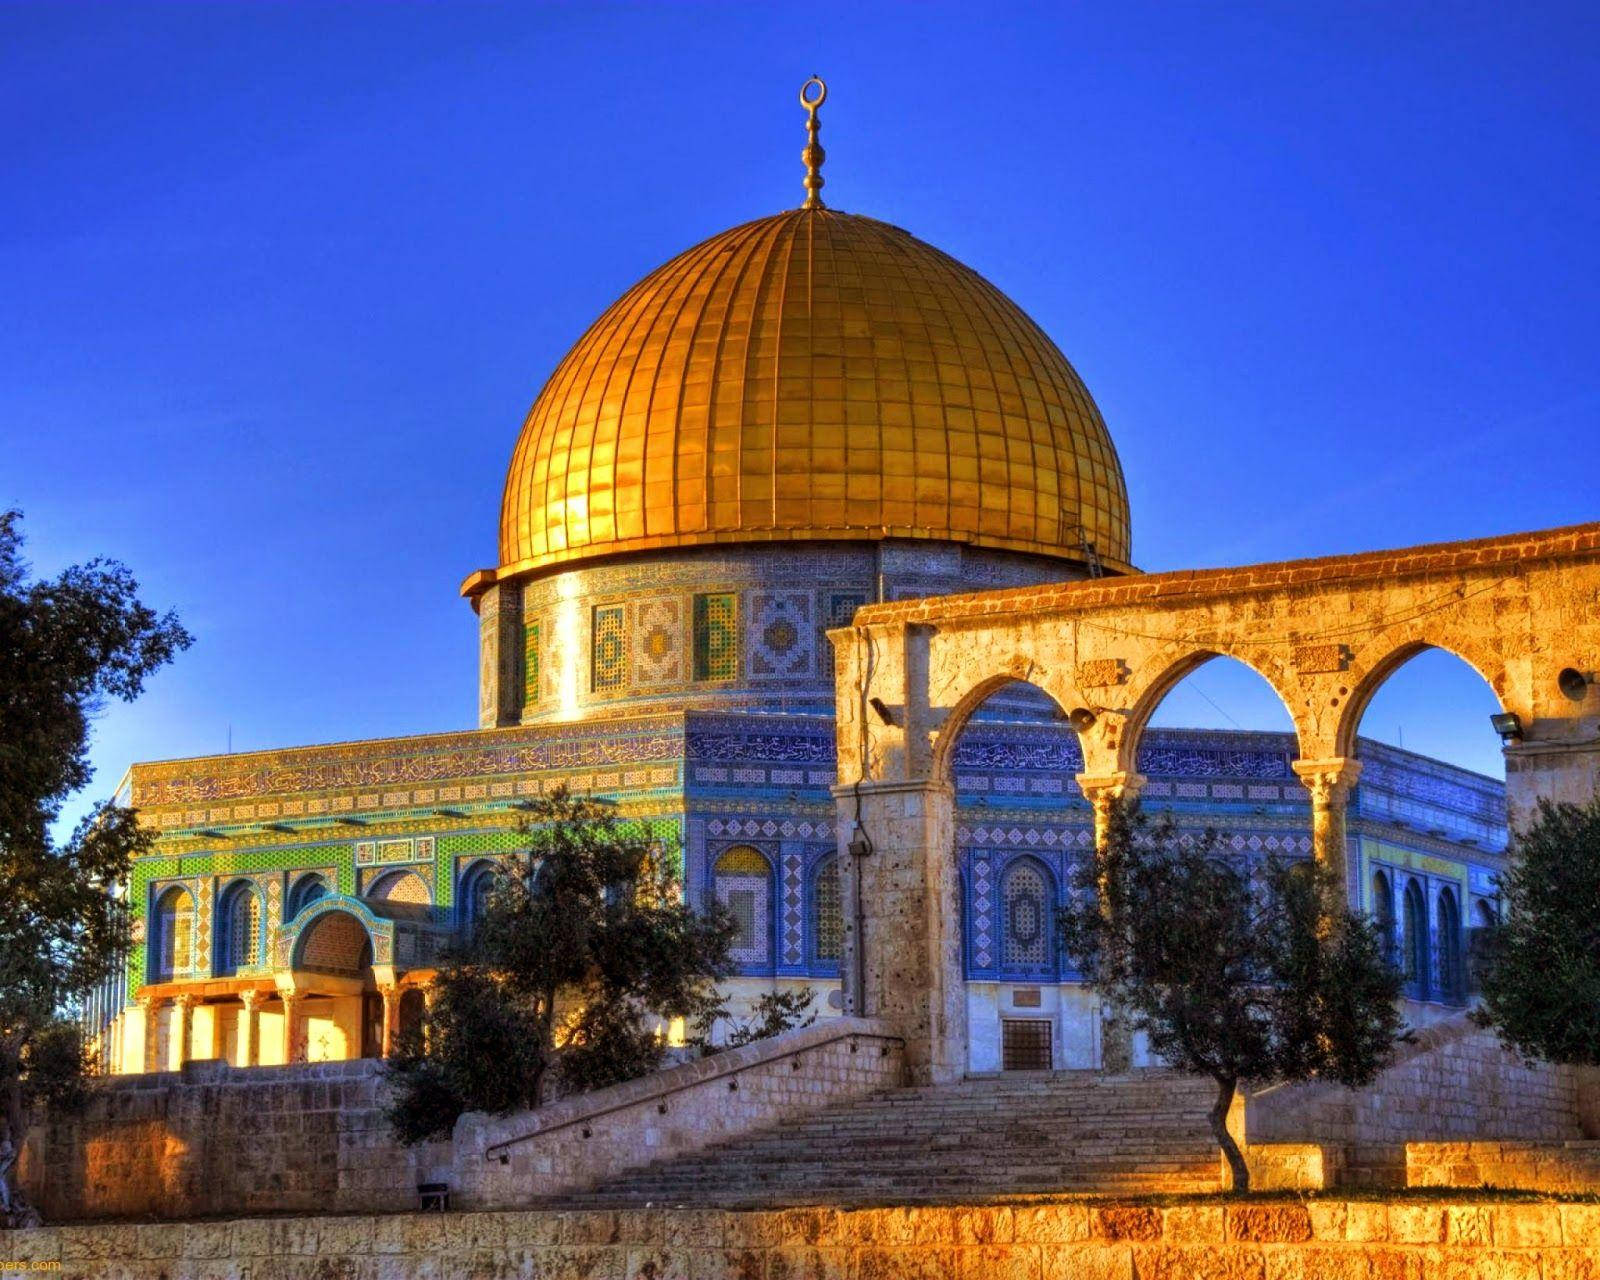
left=455, top=1017, right=907, bottom=1209
left=7, top=1198, right=1600, bottom=1278
left=1409, top=1139, right=1600, bottom=1193
left=18, top=1058, right=450, bottom=1222
left=19, top=1020, right=904, bottom=1223
left=1241, top=1015, right=1595, bottom=1185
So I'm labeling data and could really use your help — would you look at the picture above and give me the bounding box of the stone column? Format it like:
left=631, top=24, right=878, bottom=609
left=139, top=995, right=163, bottom=1074
left=1075, top=772, right=1146, bottom=1074
left=238, top=990, right=262, bottom=1068
left=1292, top=757, right=1362, bottom=902
left=1076, top=772, right=1147, bottom=852
left=379, top=984, right=400, bottom=1058
left=173, top=994, right=195, bottom=1068
left=280, top=993, right=303, bottom=1065
left=834, top=779, right=963, bottom=1085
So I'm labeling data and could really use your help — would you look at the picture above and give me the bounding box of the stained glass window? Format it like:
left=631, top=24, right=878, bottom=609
left=813, top=857, right=843, bottom=965
left=713, top=845, right=770, bottom=966
left=153, top=886, right=194, bottom=981
left=218, top=881, right=261, bottom=974
left=1001, top=861, right=1051, bottom=971
left=592, top=605, right=626, bottom=692
left=693, top=592, right=738, bottom=681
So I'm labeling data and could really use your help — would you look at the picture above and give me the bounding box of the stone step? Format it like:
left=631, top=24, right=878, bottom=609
left=533, top=1070, right=1224, bottom=1209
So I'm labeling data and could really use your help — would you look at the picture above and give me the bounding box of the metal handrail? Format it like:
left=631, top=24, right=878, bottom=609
left=483, top=1027, right=905, bottom=1164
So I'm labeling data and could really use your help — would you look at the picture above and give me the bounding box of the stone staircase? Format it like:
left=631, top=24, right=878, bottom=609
left=540, top=1070, right=1223, bottom=1209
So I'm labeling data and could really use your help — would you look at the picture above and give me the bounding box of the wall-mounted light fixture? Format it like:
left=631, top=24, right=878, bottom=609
left=1489, top=712, right=1524, bottom=744
left=1067, top=707, right=1098, bottom=732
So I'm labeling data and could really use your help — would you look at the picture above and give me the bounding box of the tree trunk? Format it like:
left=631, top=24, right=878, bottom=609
left=1210, top=1075, right=1249, bottom=1192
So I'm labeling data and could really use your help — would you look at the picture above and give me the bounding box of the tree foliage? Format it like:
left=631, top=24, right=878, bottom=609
left=1056, top=804, right=1404, bottom=1190
left=0, top=510, right=191, bottom=1224
left=694, top=985, right=818, bottom=1053
left=1476, top=796, right=1600, bottom=1066
left=386, top=787, right=733, bottom=1143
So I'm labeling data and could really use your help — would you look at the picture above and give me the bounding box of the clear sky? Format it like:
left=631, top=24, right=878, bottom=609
left=5, top=2, right=1595, bottom=825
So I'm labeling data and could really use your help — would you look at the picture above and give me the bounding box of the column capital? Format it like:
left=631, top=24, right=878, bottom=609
left=239, top=988, right=264, bottom=1011
left=1292, top=757, right=1363, bottom=806
left=138, top=991, right=162, bottom=1011
left=172, top=991, right=195, bottom=1011
left=1075, top=771, right=1147, bottom=806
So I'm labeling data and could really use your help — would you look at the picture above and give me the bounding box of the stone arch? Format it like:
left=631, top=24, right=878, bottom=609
left=930, top=666, right=1075, bottom=787
left=1120, top=647, right=1306, bottom=774
left=1336, top=638, right=1508, bottom=759
left=292, top=908, right=376, bottom=977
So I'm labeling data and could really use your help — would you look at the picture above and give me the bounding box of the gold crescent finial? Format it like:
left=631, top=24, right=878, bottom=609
left=800, top=76, right=827, bottom=209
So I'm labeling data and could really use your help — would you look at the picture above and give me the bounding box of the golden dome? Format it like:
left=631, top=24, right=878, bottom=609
left=494, top=206, right=1132, bottom=581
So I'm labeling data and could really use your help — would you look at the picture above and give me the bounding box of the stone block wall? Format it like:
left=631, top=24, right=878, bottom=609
left=456, top=1017, right=906, bottom=1210
left=22, top=1021, right=904, bottom=1223
left=1409, top=1139, right=1600, bottom=1192
left=18, top=1058, right=450, bottom=1222
left=1242, top=1015, right=1592, bottom=1185
left=8, top=1198, right=1600, bottom=1278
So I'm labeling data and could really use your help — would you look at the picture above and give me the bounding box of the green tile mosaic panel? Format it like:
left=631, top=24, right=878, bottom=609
left=523, top=620, right=540, bottom=706
left=693, top=592, right=738, bottom=681
left=592, top=605, right=627, bottom=692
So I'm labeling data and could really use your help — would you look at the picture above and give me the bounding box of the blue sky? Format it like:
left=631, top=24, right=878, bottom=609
left=4, top=3, right=1595, bottom=823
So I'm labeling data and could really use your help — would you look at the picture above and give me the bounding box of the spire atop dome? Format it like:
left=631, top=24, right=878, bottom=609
left=800, top=76, right=827, bottom=208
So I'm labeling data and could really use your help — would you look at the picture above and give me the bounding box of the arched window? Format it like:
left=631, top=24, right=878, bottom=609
left=812, top=857, right=842, bottom=968
left=1403, top=878, right=1429, bottom=999
left=713, top=845, right=772, bottom=968
left=366, top=869, right=432, bottom=905
left=1001, top=859, right=1054, bottom=976
left=216, top=881, right=262, bottom=976
left=1437, top=886, right=1463, bottom=1003
left=151, top=886, right=194, bottom=981
left=287, top=873, right=329, bottom=919
left=459, top=861, right=499, bottom=929
left=1371, top=870, right=1396, bottom=967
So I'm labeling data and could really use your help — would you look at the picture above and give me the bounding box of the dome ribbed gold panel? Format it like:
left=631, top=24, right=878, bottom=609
left=498, top=208, right=1132, bottom=578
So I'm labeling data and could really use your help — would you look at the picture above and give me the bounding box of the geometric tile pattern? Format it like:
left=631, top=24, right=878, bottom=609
left=633, top=597, right=683, bottom=685
left=748, top=590, right=813, bottom=677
